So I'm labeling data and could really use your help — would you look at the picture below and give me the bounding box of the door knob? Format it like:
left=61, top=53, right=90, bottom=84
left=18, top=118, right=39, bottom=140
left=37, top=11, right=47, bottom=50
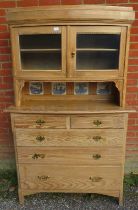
left=71, top=52, right=75, bottom=57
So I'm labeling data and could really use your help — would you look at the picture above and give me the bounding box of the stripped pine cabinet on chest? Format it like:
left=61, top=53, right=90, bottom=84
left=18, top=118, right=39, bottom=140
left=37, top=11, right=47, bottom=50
left=7, top=4, right=135, bottom=205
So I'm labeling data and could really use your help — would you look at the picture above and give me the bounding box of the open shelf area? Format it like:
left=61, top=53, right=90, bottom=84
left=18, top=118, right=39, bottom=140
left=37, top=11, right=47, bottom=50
left=17, top=81, right=120, bottom=108
left=7, top=100, right=128, bottom=114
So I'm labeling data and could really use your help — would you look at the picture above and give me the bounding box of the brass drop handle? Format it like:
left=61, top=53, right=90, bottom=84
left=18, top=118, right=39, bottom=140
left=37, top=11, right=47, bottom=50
left=36, top=119, right=46, bottom=126
left=93, top=120, right=102, bottom=126
left=93, top=154, right=101, bottom=160
left=71, top=51, right=76, bottom=58
left=89, top=177, right=103, bottom=182
left=37, top=175, right=50, bottom=181
left=93, top=136, right=102, bottom=142
left=32, top=153, right=45, bottom=159
left=36, top=135, right=45, bottom=142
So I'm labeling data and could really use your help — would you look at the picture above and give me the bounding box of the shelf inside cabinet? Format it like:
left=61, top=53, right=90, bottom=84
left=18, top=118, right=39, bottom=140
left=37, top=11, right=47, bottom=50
left=77, top=48, right=119, bottom=51
left=20, top=49, right=61, bottom=52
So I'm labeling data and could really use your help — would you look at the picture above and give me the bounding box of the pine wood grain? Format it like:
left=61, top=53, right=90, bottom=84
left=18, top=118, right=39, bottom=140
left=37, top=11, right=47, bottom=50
left=7, top=101, right=135, bottom=114
left=15, top=128, right=124, bottom=147
left=17, top=146, right=123, bottom=165
left=7, top=5, right=135, bottom=24
left=19, top=164, right=122, bottom=191
left=71, top=114, right=125, bottom=129
left=13, top=114, right=67, bottom=129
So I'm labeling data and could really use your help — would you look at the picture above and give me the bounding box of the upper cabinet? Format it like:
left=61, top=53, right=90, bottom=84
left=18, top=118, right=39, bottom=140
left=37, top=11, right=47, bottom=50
left=8, top=5, right=135, bottom=81
left=11, top=25, right=126, bottom=80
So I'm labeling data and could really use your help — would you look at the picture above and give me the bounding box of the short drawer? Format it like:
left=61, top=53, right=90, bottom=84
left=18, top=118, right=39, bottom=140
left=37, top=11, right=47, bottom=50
left=71, top=114, right=125, bottom=129
left=19, top=164, right=122, bottom=192
left=17, top=147, right=123, bottom=165
left=13, top=114, right=67, bottom=129
left=15, top=129, right=124, bottom=147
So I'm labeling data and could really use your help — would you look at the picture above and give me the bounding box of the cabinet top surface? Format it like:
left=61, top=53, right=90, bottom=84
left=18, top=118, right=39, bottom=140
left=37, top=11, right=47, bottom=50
left=6, top=100, right=134, bottom=114
left=7, top=5, right=135, bottom=25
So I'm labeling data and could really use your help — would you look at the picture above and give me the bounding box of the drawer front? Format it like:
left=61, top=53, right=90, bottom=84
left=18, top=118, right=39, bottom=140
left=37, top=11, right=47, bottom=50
left=15, top=129, right=124, bottom=147
left=17, top=147, right=123, bottom=165
left=19, top=164, right=121, bottom=191
left=13, top=114, right=67, bottom=129
left=71, top=114, right=125, bottom=129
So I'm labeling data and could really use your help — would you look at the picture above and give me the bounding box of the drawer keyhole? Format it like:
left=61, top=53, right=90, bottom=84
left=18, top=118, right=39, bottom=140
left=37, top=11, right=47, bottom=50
left=37, top=175, right=50, bottom=181
left=89, top=177, right=103, bottom=182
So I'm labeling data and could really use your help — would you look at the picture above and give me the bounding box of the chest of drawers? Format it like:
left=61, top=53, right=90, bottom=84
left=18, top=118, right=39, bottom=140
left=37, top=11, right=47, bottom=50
left=10, top=112, right=128, bottom=205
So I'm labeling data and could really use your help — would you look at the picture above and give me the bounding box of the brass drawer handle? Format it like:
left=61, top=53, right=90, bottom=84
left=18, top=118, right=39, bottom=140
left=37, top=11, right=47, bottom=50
left=32, top=153, right=45, bottom=159
left=37, top=175, right=50, bottom=181
left=93, top=154, right=101, bottom=160
left=36, top=119, right=46, bottom=126
left=36, top=135, right=45, bottom=142
left=92, top=136, right=102, bottom=141
left=93, top=120, right=102, bottom=126
left=89, top=176, right=103, bottom=182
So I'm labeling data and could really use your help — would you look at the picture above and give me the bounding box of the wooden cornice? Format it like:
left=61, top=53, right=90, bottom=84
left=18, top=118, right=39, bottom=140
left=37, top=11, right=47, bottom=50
left=7, top=5, right=135, bottom=25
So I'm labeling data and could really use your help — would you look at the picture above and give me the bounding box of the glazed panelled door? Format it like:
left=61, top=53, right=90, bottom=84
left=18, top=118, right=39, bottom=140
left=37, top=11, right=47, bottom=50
left=11, top=26, right=66, bottom=79
left=68, top=26, right=127, bottom=79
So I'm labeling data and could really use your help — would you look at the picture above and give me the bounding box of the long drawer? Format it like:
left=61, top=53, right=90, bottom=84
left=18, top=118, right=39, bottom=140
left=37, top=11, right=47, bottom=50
left=13, top=114, right=67, bottom=129
left=71, top=114, right=125, bottom=129
left=17, top=147, right=123, bottom=165
left=15, top=129, right=124, bottom=147
left=19, top=164, right=122, bottom=192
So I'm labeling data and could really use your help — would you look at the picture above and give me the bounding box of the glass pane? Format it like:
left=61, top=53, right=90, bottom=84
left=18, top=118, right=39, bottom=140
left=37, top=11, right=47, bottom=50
left=76, top=33, right=120, bottom=70
left=19, top=34, right=62, bottom=70
left=19, top=34, right=61, bottom=49
left=21, top=52, right=61, bottom=70
left=76, top=51, right=119, bottom=70
left=77, top=34, right=120, bottom=49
